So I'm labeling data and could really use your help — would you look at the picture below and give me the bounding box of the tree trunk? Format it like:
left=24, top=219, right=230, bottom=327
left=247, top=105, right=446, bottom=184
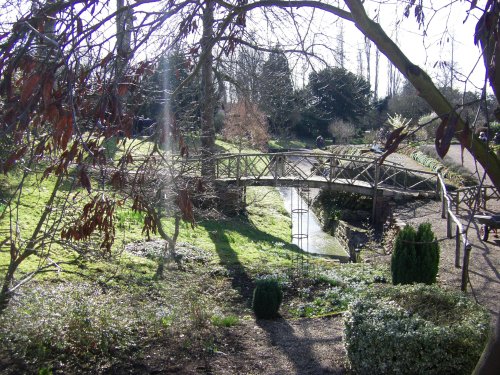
left=200, top=0, right=216, bottom=179
left=374, top=46, right=379, bottom=100
left=473, top=317, right=500, bottom=375
left=0, top=262, right=18, bottom=313
left=153, top=210, right=181, bottom=279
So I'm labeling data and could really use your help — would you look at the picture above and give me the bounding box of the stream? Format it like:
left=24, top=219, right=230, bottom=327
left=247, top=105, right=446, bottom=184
left=278, top=187, right=348, bottom=259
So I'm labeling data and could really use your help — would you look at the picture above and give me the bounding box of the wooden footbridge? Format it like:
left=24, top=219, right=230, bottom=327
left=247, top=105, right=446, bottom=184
left=174, top=151, right=439, bottom=199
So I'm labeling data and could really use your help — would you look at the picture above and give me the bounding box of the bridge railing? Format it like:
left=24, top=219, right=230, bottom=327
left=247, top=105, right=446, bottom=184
left=168, top=152, right=438, bottom=195
left=377, top=164, right=438, bottom=193
left=210, top=152, right=438, bottom=193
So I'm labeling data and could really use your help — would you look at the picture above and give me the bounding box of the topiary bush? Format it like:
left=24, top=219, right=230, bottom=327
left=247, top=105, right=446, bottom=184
left=391, top=223, right=440, bottom=285
left=252, top=278, right=283, bottom=319
left=415, top=222, right=439, bottom=284
left=344, top=284, right=490, bottom=375
left=391, top=224, right=417, bottom=284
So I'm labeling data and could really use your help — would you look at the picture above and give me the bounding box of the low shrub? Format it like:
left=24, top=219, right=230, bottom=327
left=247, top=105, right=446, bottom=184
left=252, top=278, right=283, bottom=319
left=211, top=314, right=239, bottom=327
left=0, top=282, right=177, bottom=372
left=344, top=284, right=490, bottom=375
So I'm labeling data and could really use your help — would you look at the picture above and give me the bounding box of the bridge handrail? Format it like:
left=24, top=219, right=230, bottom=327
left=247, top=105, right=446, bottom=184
left=212, top=152, right=440, bottom=177
left=213, top=151, right=403, bottom=166
left=168, top=152, right=439, bottom=193
left=169, top=151, right=422, bottom=172
left=438, top=174, right=471, bottom=292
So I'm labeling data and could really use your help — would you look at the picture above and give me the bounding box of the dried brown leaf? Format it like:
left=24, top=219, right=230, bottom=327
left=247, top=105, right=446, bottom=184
left=435, top=113, right=458, bottom=159
left=3, top=146, right=27, bottom=174
left=79, top=168, right=92, bottom=193
left=20, top=74, right=41, bottom=105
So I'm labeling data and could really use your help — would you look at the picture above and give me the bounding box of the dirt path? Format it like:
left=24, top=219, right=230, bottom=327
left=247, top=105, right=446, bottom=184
left=207, top=317, right=346, bottom=374
left=446, top=144, right=494, bottom=186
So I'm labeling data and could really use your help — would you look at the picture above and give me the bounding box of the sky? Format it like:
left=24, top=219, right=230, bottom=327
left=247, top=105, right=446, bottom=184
left=361, top=1, right=486, bottom=95
left=245, top=1, right=488, bottom=98
left=1, top=0, right=488, bottom=99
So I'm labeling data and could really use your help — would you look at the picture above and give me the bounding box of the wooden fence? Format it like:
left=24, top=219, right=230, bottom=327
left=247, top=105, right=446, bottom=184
left=438, top=174, right=471, bottom=291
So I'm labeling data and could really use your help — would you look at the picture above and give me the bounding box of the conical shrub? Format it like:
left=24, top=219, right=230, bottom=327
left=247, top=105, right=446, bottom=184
left=391, top=225, right=417, bottom=285
left=252, top=278, right=283, bottom=319
left=416, top=222, right=440, bottom=284
left=391, top=223, right=440, bottom=285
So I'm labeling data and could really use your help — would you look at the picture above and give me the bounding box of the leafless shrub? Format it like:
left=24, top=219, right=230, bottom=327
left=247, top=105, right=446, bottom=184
left=329, top=120, right=356, bottom=144
left=223, top=99, right=269, bottom=151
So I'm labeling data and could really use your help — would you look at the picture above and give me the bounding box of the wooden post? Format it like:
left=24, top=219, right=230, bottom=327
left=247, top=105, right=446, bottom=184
left=455, top=226, right=461, bottom=268
left=441, top=188, right=446, bottom=219
left=455, top=191, right=459, bottom=215
left=236, top=154, right=241, bottom=186
left=273, top=156, right=278, bottom=185
left=435, top=175, right=440, bottom=197
left=482, top=187, right=487, bottom=210
left=447, top=212, right=452, bottom=238
left=461, top=242, right=472, bottom=292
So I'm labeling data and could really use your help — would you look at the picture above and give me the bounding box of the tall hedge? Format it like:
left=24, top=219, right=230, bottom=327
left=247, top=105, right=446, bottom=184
left=391, top=223, right=439, bottom=285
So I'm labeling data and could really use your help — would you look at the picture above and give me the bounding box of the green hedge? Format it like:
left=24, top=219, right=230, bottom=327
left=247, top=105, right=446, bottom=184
left=344, top=285, right=490, bottom=375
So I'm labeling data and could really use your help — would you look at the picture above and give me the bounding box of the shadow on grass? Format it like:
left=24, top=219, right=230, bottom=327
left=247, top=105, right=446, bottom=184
left=200, top=218, right=334, bottom=373
left=200, top=215, right=303, bottom=302
left=199, top=218, right=303, bottom=283
left=200, top=220, right=258, bottom=302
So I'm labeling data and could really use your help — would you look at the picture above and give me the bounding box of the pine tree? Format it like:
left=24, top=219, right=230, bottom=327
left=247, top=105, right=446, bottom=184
left=259, top=48, right=295, bottom=135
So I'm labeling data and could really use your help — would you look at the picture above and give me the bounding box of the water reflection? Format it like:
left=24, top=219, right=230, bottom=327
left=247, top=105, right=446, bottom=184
left=278, top=187, right=348, bottom=259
